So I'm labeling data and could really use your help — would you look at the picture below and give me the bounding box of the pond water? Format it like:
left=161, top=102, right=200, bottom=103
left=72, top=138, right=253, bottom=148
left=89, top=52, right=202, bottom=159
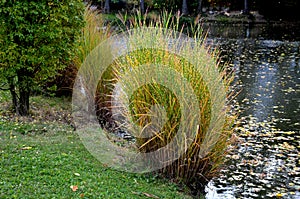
left=204, top=23, right=300, bottom=198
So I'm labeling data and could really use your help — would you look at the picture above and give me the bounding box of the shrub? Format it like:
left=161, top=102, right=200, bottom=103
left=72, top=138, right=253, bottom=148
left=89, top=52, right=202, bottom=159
left=49, top=4, right=111, bottom=96
left=0, top=0, right=84, bottom=115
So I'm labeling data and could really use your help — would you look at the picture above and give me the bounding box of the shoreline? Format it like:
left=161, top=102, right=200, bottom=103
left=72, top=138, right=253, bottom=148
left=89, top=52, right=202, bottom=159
left=199, top=11, right=300, bottom=25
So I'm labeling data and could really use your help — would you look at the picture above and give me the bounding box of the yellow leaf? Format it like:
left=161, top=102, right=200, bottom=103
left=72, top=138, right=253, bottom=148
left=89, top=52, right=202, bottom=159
left=20, top=146, right=32, bottom=150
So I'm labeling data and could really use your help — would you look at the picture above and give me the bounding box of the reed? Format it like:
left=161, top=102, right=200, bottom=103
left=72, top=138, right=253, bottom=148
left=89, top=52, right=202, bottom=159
left=95, top=11, right=237, bottom=196
left=53, top=4, right=111, bottom=96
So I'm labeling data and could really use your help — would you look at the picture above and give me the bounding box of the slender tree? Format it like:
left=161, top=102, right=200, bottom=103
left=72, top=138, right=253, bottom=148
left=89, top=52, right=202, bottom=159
left=140, top=0, right=145, bottom=15
left=182, top=0, right=188, bottom=15
left=197, top=0, right=203, bottom=14
left=244, top=0, right=249, bottom=14
left=104, top=0, right=110, bottom=13
left=0, top=1, right=84, bottom=115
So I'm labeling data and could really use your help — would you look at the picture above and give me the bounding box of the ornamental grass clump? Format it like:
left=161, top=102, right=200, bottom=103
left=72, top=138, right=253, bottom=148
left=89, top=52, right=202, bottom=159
left=95, top=12, right=236, bottom=196
left=53, top=4, right=111, bottom=96
left=74, top=5, right=111, bottom=67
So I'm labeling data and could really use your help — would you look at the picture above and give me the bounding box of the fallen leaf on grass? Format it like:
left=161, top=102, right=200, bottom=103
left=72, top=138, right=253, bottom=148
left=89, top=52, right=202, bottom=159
left=132, top=191, right=159, bottom=198
left=70, top=185, right=78, bottom=192
left=142, top=192, right=159, bottom=198
left=20, top=146, right=32, bottom=150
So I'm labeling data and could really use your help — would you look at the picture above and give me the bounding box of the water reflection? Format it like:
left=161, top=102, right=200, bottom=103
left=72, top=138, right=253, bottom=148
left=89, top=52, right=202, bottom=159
left=207, top=38, right=300, bottom=131
left=202, top=22, right=300, bottom=41
left=204, top=26, right=300, bottom=199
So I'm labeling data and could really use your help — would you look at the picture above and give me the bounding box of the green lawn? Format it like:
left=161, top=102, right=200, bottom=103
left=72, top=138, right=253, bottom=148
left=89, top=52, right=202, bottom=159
left=0, top=125, right=192, bottom=199
left=0, top=93, right=192, bottom=198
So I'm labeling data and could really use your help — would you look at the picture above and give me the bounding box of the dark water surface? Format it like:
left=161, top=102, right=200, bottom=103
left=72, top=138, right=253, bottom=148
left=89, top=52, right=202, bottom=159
left=203, top=23, right=300, bottom=199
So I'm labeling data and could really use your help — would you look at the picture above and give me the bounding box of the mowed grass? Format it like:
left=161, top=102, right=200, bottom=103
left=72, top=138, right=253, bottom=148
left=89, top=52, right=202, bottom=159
left=0, top=92, right=191, bottom=199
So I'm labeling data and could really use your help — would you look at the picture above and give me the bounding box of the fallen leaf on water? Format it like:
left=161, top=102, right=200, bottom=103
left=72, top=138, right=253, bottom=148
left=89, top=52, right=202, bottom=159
left=231, top=154, right=240, bottom=160
left=276, top=192, right=286, bottom=197
left=283, top=131, right=296, bottom=135
left=70, top=185, right=78, bottom=192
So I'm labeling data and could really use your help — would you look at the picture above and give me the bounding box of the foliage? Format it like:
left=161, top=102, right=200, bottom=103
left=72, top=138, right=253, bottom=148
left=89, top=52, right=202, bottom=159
left=0, top=0, right=84, bottom=115
left=152, top=0, right=181, bottom=11
left=74, top=5, right=111, bottom=68
left=87, top=0, right=300, bottom=20
left=48, top=4, right=112, bottom=96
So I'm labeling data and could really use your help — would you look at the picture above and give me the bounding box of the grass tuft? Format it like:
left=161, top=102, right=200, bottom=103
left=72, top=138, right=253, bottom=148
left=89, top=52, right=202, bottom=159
left=94, top=11, right=237, bottom=196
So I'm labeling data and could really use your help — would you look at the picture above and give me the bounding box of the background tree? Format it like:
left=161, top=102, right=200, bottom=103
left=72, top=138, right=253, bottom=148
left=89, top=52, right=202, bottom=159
left=243, top=0, right=249, bottom=14
left=182, top=0, right=189, bottom=15
left=197, top=0, right=203, bottom=14
left=140, top=0, right=145, bottom=15
left=0, top=1, right=84, bottom=116
left=104, top=0, right=110, bottom=13
left=152, top=0, right=181, bottom=12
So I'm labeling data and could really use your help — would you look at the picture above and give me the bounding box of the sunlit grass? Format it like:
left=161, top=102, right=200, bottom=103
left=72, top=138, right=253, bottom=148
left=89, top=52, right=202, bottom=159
left=0, top=129, right=192, bottom=198
left=0, top=91, right=193, bottom=198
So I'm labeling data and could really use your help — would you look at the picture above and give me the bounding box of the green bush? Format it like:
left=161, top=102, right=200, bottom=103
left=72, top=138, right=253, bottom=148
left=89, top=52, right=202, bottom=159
left=49, top=5, right=112, bottom=96
left=0, top=0, right=84, bottom=115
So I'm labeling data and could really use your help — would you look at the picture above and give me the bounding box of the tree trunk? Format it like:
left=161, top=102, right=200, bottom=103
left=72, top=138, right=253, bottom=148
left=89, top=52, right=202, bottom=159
left=8, top=74, right=30, bottom=116
left=17, top=71, right=31, bottom=116
left=104, top=0, right=110, bottom=13
left=18, top=87, right=30, bottom=116
left=244, top=0, right=249, bottom=14
left=140, top=0, right=145, bottom=15
left=8, top=77, right=19, bottom=115
left=182, top=0, right=188, bottom=15
left=197, top=0, right=203, bottom=14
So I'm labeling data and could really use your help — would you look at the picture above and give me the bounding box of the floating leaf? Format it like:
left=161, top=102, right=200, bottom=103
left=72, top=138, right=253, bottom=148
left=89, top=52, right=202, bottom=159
left=231, top=154, right=240, bottom=160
